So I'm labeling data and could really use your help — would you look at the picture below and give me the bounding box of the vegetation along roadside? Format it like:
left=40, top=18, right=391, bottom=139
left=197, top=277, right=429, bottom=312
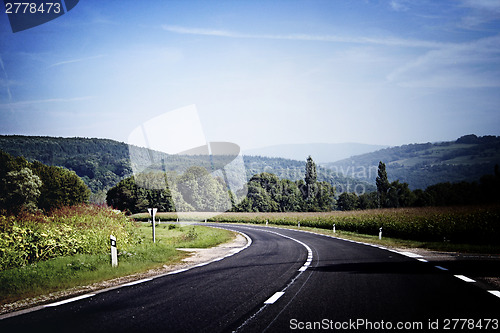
left=132, top=205, right=500, bottom=254
left=0, top=205, right=234, bottom=306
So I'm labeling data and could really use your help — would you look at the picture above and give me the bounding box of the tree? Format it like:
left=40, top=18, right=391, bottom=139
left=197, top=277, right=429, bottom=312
left=305, top=156, right=317, bottom=201
left=358, top=191, right=378, bottom=209
left=376, top=161, right=390, bottom=208
left=315, top=181, right=335, bottom=211
left=106, top=175, right=176, bottom=214
left=336, top=192, right=359, bottom=211
left=176, top=166, right=231, bottom=212
left=0, top=150, right=90, bottom=214
left=386, top=180, right=415, bottom=208
left=31, top=161, right=90, bottom=211
left=2, top=167, right=42, bottom=213
left=279, top=179, right=303, bottom=212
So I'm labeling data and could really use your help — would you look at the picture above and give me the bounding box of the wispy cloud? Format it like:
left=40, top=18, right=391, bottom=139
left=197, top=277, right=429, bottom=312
left=460, top=0, right=500, bottom=12
left=389, top=0, right=410, bottom=12
left=162, top=25, right=449, bottom=49
left=458, top=0, right=500, bottom=29
left=0, top=55, right=13, bottom=102
left=0, top=96, right=95, bottom=109
left=387, top=34, right=500, bottom=88
left=48, top=55, right=106, bottom=68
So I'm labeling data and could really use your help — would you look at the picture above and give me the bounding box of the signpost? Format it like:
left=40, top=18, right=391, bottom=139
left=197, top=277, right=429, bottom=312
left=110, top=235, right=117, bottom=267
left=148, top=208, right=158, bottom=243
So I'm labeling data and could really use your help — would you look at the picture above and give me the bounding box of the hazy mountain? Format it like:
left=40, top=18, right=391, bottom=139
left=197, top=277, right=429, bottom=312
left=324, top=135, right=500, bottom=190
left=243, top=143, right=388, bottom=163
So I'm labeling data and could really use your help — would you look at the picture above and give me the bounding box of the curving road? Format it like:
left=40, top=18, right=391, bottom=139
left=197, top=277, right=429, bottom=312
left=1, top=224, right=499, bottom=332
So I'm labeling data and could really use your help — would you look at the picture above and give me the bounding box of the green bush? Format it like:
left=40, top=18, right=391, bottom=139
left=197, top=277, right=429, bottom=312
left=0, top=205, right=139, bottom=270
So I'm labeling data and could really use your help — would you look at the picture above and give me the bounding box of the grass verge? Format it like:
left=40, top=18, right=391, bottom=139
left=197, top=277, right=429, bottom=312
left=0, top=224, right=234, bottom=306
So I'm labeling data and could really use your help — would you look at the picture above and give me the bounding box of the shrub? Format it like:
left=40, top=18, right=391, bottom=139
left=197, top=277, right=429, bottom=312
left=0, top=205, right=139, bottom=270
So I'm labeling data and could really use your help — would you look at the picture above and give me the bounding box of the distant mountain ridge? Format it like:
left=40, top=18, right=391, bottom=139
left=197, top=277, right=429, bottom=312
left=0, top=136, right=374, bottom=201
left=324, top=134, right=500, bottom=190
left=3, top=134, right=495, bottom=195
left=243, top=143, right=388, bottom=163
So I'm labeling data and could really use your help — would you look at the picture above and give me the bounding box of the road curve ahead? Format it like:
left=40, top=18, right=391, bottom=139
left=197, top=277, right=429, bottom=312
left=1, top=224, right=499, bottom=332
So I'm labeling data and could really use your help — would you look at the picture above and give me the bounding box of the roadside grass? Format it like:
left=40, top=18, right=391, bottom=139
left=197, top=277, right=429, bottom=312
left=0, top=224, right=234, bottom=305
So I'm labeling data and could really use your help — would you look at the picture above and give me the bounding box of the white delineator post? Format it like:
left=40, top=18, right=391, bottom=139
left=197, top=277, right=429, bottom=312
left=148, top=208, right=158, bottom=243
left=110, top=235, right=118, bottom=267
left=333, top=224, right=336, bottom=233
left=379, top=227, right=382, bottom=240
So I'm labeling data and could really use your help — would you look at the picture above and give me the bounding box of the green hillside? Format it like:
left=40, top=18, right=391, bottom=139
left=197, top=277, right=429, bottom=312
left=0, top=136, right=131, bottom=202
left=0, top=136, right=374, bottom=202
left=324, top=135, right=500, bottom=190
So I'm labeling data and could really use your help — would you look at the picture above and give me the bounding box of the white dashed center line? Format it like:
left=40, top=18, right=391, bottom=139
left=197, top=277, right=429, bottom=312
left=454, top=275, right=476, bottom=283
left=264, top=292, right=285, bottom=304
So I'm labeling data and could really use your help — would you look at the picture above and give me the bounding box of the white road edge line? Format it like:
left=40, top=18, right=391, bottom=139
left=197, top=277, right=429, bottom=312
left=264, top=292, right=285, bottom=304
left=397, top=251, right=423, bottom=258
left=488, top=290, right=500, bottom=298
left=44, top=294, right=95, bottom=307
left=123, top=278, right=153, bottom=286
left=454, top=275, right=476, bottom=283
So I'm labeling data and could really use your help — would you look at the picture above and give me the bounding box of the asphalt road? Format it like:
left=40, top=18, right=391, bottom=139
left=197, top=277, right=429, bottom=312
left=1, top=224, right=499, bottom=332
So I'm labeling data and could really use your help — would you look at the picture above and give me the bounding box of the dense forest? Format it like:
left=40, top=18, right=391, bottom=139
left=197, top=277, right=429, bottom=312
left=0, top=136, right=131, bottom=203
left=325, top=135, right=500, bottom=190
left=0, top=150, right=90, bottom=214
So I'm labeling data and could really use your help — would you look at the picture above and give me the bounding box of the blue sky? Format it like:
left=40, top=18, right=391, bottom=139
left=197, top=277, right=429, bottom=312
left=0, top=0, right=499, bottom=151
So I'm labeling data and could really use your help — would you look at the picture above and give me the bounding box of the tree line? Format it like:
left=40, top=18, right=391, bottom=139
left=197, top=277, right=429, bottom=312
left=106, top=166, right=234, bottom=214
left=336, top=161, right=500, bottom=210
left=107, top=157, right=500, bottom=214
left=106, top=156, right=336, bottom=214
left=0, top=150, right=90, bottom=214
left=233, top=156, right=335, bottom=212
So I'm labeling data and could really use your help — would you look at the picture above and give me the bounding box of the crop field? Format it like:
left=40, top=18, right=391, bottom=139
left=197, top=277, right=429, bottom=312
left=132, top=204, right=500, bottom=250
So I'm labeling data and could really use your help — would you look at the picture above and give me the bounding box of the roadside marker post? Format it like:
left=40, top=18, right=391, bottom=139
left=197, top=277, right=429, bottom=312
left=148, top=208, right=158, bottom=243
left=379, top=227, right=382, bottom=240
left=110, top=235, right=118, bottom=267
left=333, top=224, right=336, bottom=233
left=298, top=221, right=300, bottom=228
